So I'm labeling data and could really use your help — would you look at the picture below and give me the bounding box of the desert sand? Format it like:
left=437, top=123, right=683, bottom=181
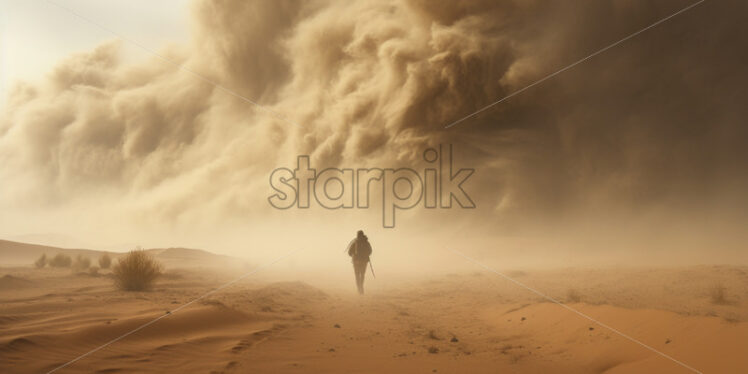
left=0, top=240, right=746, bottom=373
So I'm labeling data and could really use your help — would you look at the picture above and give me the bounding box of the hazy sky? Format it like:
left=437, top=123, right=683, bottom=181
left=1, top=0, right=190, bottom=104
left=1, top=0, right=746, bottom=266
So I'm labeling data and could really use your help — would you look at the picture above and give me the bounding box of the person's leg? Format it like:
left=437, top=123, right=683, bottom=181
left=359, top=261, right=367, bottom=293
left=354, top=261, right=366, bottom=294
left=353, top=263, right=362, bottom=293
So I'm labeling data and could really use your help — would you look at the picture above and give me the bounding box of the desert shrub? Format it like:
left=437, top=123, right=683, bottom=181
left=72, top=255, right=91, bottom=271
left=112, top=250, right=163, bottom=291
left=34, top=254, right=47, bottom=268
left=98, top=254, right=112, bottom=269
left=49, top=253, right=72, bottom=268
left=710, top=283, right=728, bottom=305
left=88, top=266, right=99, bottom=276
left=567, top=289, right=582, bottom=303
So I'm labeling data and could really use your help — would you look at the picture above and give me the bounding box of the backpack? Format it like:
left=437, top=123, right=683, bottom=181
left=349, top=237, right=372, bottom=258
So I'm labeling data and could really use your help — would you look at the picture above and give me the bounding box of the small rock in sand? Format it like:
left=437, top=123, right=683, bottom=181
left=334, top=324, right=341, bottom=328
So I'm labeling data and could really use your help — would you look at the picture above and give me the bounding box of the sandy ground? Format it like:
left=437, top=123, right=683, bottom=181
left=1, top=264, right=747, bottom=373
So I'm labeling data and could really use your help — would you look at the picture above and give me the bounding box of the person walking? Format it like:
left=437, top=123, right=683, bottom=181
left=347, top=230, right=373, bottom=294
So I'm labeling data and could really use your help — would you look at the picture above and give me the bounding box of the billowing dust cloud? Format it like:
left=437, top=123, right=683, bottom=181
left=1, top=0, right=747, bottom=264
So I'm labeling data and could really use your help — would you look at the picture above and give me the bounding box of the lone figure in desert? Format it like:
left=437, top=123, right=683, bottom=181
left=347, top=230, right=373, bottom=294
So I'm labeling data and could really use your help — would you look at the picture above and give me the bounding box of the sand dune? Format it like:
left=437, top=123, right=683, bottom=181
left=0, top=240, right=109, bottom=267
left=0, top=275, right=34, bottom=291
left=0, top=240, right=245, bottom=270
left=1, top=253, right=746, bottom=373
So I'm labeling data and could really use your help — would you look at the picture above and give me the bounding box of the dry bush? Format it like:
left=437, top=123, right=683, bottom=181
left=98, top=254, right=112, bottom=269
left=34, top=254, right=47, bottom=268
left=88, top=266, right=100, bottom=276
left=48, top=253, right=72, bottom=268
left=567, top=289, right=582, bottom=303
left=72, top=255, right=91, bottom=271
left=710, top=283, right=729, bottom=305
left=112, top=250, right=163, bottom=291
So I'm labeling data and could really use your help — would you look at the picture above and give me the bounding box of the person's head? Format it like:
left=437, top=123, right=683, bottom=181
left=357, top=230, right=364, bottom=238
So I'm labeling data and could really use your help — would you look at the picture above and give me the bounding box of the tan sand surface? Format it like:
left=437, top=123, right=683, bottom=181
left=1, top=259, right=746, bottom=373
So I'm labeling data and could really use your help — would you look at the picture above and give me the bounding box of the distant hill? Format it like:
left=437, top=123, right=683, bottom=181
left=0, top=239, right=244, bottom=269
left=0, top=239, right=108, bottom=265
left=143, top=247, right=241, bottom=269
left=4, top=233, right=91, bottom=249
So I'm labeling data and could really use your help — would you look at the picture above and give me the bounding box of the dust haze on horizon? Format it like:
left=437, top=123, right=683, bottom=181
left=1, top=0, right=747, bottom=270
